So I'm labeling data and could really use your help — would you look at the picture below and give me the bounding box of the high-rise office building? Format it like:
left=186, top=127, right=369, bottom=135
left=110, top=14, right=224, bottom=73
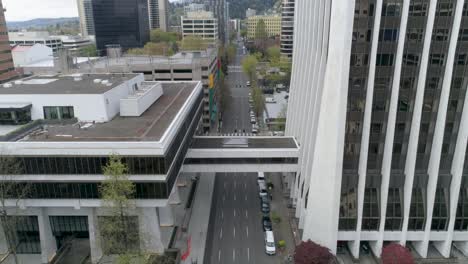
left=148, top=0, right=169, bottom=31
left=92, top=0, right=150, bottom=52
left=287, top=0, right=468, bottom=259
left=77, top=0, right=95, bottom=36
left=0, top=1, right=17, bottom=82
left=280, top=0, right=294, bottom=58
left=182, top=11, right=219, bottom=44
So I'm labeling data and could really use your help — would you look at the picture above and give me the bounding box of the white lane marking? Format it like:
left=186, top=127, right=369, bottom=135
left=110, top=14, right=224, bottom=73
left=218, top=250, right=221, bottom=262
left=245, top=183, right=247, bottom=189
left=221, top=211, right=224, bottom=219
left=246, top=226, right=249, bottom=237
left=233, top=249, right=236, bottom=261
left=247, top=248, right=250, bottom=262
left=245, top=195, right=247, bottom=201
left=220, top=228, right=223, bottom=239
left=245, top=210, right=248, bottom=218
left=234, top=209, right=236, bottom=217
left=233, top=227, right=236, bottom=238
left=234, top=194, right=236, bottom=201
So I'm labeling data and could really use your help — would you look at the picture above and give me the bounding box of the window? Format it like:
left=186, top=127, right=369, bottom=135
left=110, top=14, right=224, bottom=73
left=339, top=188, right=357, bottom=230
left=408, top=188, right=426, bottom=230
left=379, top=29, right=398, bottom=41
left=407, top=28, right=424, bottom=42
left=455, top=188, right=468, bottom=230
left=409, top=3, right=428, bottom=16
left=371, top=123, right=382, bottom=134
left=433, top=28, right=450, bottom=41
left=4, top=216, right=41, bottom=254
left=385, top=188, right=403, bottom=230
left=457, top=54, right=467, bottom=65
left=430, top=54, right=445, bottom=66
left=382, top=3, right=402, bottom=16
left=43, top=106, right=74, bottom=120
left=362, top=188, right=380, bottom=230
left=376, top=54, right=394, bottom=66
left=403, top=54, right=420, bottom=66
left=431, top=188, right=449, bottom=231
left=437, top=2, right=453, bottom=16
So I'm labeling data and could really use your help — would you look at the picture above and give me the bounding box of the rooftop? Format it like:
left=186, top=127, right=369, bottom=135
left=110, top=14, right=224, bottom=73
left=191, top=137, right=298, bottom=149
left=20, top=82, right=199, bottom=142
left=0, top=74, right=139, bottom=95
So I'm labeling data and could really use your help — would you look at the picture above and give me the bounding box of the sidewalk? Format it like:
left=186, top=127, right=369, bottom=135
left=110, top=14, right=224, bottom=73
left=267, top=172, right=298, bottom=258
left=177, top=172, right=216, bottom=264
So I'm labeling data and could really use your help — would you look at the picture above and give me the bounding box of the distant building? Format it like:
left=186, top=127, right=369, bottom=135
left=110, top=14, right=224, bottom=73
left=184, top=3, right=205, bottom=15
left=92, top=0, right=150, bottom=53
left=148, top=0, right=169, bottom=31
left=8, top=32, right=63, bottom=53
left=246, top=8, right=256, bottom=18
left=246, top=15, right=281, bottom=39
left=77, top=0, right=95, bottom=36
left=11, top=44, right=53, bottom=67
left=0, top=1, right=17, bottom=82
left=181, top=11, right=219, bottom=44
left=202, top=0, right=227, bottom=43
left=57, top=35, right=94, bottom=56
left=280, top=0, right=294, bottom=58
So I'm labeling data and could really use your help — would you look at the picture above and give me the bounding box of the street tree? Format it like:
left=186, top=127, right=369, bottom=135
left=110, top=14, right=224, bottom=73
left=217, top=71, right=231, bottom=115
left=241, top=55, right=258, bottom=81
left=0, top=155, right=31, bottom=264
left=381, top=243, right=414, bottom=264
left=266, top=46, right=281, bottom=63
left=251, top=83, right=264, bottom=117
left=99, top=155, right=141, bottom=263
left=254, top=19, right=268, bottom=52
left=150, top=29, right=180, bottom=43
left=294, top=240, right=334, bottom=264
left=79, top=44, right=98, bottom=57
left=180, top=36, right=209, bottom=51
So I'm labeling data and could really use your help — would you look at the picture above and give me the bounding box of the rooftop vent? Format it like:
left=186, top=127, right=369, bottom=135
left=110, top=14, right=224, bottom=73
left=101, top=80, right=109, bottom=85
left=14, top=80, right=23, bottom=85
left=93, top=79, right=102, bottom=84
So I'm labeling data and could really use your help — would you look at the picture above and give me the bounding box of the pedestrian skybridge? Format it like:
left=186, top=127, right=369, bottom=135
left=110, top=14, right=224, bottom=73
left=182, top=136, right=300, bottom=173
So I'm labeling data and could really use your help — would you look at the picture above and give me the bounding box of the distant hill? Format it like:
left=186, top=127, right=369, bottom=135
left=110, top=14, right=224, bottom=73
left=228, top=0, right=277, bottom=19
left=7, top=17, right=79, bottom=30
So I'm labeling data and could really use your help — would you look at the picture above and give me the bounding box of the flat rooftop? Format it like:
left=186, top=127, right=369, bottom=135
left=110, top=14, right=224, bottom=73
left=190, top=137, right=298, bottom=149
left=20, top=82, right=199, bottom=142
left=0, top=74, right=139, bottom=95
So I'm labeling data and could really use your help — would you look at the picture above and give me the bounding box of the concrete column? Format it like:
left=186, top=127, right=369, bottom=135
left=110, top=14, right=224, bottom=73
left=169, top=185, right=181, bottom=205
left=158, top=206, right=175, bottom=227
left=139, top=208, right=164, bottom=254
left=88, top=208, right=103, bottom=264
left=37, top=208, right=56, bottom=264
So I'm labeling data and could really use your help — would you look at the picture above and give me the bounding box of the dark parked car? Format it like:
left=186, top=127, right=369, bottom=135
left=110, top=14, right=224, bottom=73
left=262, top=216, right=273, bottom=231
left=261, top=202, right=270, bottom=214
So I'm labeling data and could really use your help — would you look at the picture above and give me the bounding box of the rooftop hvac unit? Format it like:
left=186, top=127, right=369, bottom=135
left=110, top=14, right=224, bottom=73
left=101, top=80, right=109, bottom=85
left=93, top=79, right=102, bottom=84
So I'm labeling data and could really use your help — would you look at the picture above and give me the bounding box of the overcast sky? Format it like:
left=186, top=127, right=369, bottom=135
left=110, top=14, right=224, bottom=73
left=3, top=0, right=179, bottom=21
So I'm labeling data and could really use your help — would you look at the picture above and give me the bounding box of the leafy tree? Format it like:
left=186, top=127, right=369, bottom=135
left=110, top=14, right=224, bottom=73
left=251, top=83, right=264, bottom=117
left=227, top=44, right=237, bottom=64
left=150, top=29, right=180, bottom=43
left=240, top=29, right=248, bottom=38
left=381, top=243, right=414, bottom=264
left=254, top=19, right=268, bottom=52
left=266, top=46, right=281, bottom=63
left=79, top=44, right=98, bottom=57
left=294, top=240, right=334, bottom=264
left=99, top=155, right=141, bottom=263
left=0, top=155, right=31, bottom=264
left=241, top=55, right=258, bottom=81
left=217, top=71, right=231, bottom=115
left=127, top=42, right=176, bottom=56
left=180, top=36, right=210, bottom=51
left=228, top=0, right=276, bottom=19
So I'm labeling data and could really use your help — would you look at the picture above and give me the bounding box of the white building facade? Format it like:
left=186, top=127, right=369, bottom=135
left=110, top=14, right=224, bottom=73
left=11, top=44, right=53, bottom=67
left=286, top=0, right=468, bottom=260
left=8, top=32, right=63, bottom=53
left=0, top=74, right=204, bottom=263
left=181, top=11, right=219, bottom=44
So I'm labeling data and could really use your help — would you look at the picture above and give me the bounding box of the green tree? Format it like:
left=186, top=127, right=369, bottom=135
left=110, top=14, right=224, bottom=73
left=150, top=29, right=180, bottom=43
left=251, top=83, right=264, bottom=117
left=254, top=19, right=268, bottom=52
left=218, top=71, right=231, bottom=114
left=99, top=155, right=141, bottom=263
left=180, top=36, right=210, bottom=51
left=0, top=155, right=30, bottom=264
left=242, top=55, right=258, bottom=81
left=227, top=44, right=237, bottom=64
left=79, top=44, right=98, bottom=57
left=240, top=29, right=248, bottom=38
left=266, top=46, right=281, bottom=63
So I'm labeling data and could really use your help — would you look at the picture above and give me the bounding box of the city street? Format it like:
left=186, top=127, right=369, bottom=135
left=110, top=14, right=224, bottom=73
left=221, top=40, right=252, bottom=134
left=205, top=173, right=275, bottom=263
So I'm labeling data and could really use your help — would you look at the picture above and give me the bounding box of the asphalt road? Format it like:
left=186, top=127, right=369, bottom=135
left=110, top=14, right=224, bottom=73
left=205, top=173, right=275, bottom=264
left=221, top=40, right=252, bottom=134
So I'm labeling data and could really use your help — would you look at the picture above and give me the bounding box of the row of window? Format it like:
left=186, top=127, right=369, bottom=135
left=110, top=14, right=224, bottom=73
left=184, top=157, right=299, bottom=165
left=354, top=2, right=460, bottom=17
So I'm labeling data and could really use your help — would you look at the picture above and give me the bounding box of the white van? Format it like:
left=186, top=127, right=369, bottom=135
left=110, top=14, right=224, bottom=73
left=264, top=231, right=276, bottom=255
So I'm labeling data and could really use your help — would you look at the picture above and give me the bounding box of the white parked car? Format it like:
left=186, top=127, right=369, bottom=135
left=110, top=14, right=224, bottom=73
left=264, top=231, right=276, bottom=255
